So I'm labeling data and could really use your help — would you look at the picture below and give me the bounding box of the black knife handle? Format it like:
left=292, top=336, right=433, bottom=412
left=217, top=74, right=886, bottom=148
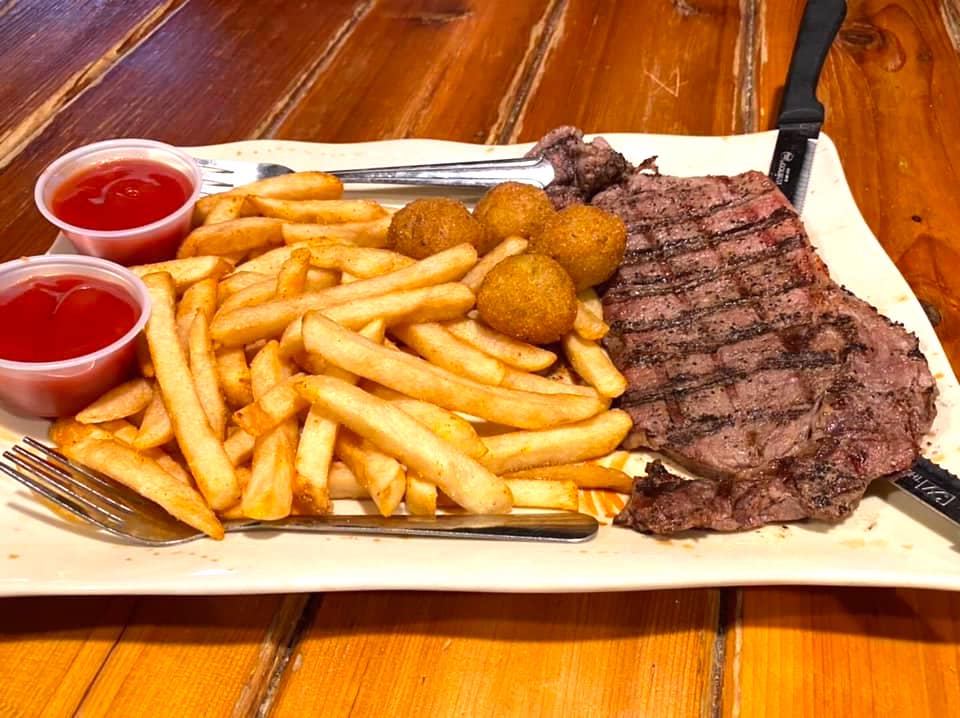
left=778, top=0, right=847, bottom=126
left=891, top=457, right=960, bottom=526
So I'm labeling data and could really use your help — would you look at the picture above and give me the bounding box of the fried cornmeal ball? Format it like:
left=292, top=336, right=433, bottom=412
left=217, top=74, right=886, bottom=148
left=386, top=197, right=484, bottom=259
left=476, top=254, right=577, bottom=345
left=473, top=182, right=555, bottom=254
left=529, top=204, right=627, bottom=290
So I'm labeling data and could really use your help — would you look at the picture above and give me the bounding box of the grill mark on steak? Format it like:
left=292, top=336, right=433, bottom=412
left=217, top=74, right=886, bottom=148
left=531, top=128, right=938, bottom=534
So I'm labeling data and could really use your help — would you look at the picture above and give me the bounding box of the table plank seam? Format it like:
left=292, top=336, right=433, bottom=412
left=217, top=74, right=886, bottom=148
left=255, top=1, right=376, bottom=141
left=0, top=0, right=188, bottom=171
left=70, top=600, right=140, bottom=716
left=489, top=0, right=567, bottom=144
left=705, top=589, right=733, bottom=718
left=735, top=0, right=758, bottom=133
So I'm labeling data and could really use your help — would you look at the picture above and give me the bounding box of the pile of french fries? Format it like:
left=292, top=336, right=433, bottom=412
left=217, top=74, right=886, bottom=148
left=49, top=171, right=636, bottom=539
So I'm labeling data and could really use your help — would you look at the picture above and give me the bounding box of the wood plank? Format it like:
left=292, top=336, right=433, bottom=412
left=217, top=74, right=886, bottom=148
left=724, top=587, right=960, bottom=718
left=73, top=595, right=295, bottom=717
left=0, top=0, right=369, bottom=262
left=270, top=591, right=720, bottom=718
left=0, top=597, right=138, bottom=717
left=511, top=0, right=748, bottom=141
left=0, top=0, right=180, bottom=165
left=271, top=0, right=556, bottom=143
left=756, top=0, right=960, bottom=366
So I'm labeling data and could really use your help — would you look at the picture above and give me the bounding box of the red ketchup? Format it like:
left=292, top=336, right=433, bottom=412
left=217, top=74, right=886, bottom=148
left=0, top=275, right=141, bottom=417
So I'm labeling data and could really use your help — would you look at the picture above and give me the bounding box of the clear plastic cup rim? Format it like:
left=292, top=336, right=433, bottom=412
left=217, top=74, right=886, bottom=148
left=0, top=254, right=151, bottom=372
left=34, top=138, right=202, bottom=240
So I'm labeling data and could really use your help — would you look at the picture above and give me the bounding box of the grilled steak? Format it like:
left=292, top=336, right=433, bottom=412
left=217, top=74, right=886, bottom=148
left=529, top=127, right=938, bottom=533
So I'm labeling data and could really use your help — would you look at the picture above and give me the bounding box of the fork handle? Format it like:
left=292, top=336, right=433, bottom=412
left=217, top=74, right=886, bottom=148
left=331, top=156, right=555, bottom=188
left=225, top=512, right=598, bottom=542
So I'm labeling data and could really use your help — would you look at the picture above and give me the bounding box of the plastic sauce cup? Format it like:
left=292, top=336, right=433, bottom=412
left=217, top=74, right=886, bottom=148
left=34, top=139, right=201, bottom=265
left=0, top=255, right=151, bottom=418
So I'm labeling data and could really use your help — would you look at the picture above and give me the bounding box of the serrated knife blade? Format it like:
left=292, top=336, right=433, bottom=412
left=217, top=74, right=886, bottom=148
left=769, top=0, right=847, bottom=213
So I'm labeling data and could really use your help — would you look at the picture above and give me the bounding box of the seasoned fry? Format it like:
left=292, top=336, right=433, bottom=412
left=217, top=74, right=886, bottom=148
left=405, top=475, right=437, bottom=516
left=327, top=461, right=366, bottom=499
left=204, top=195, right=252, bottom=225
left=391, top=322, right=506, bottom=386
left=232, top=374, right=308, bottom=437
left=562, top=332, right=627, bottom=398
left=500, top=478, right=578, bottom=510
left=219, top=268, right=338, bottom=315
left=50, top=419, right=223, bottom=538
left=188, top=312, right=228, bottom=439
left=480, top=410, right=633, bottom=474
left=133, top=390, right=174, bottom=449
left=334, top=429, right=406, bottom=517
left=302, top=312, right=605, bottom=429
left=499, top=367, right=600, bottom=398
left=136, top=334, right=155, bottom=377
left=216, top=347, right=253, bottom=408
left=443, top=317, right=556, bottom=371
left=506, top=463, right=633, bottom=494
left=573, top=300, right=609, bottom=341
left=141, top=272, right=239, bottom=510
left=76, top=378, right=153, bottom=424
left=217, top=271, right=269, bottom=304
left=177, top=217, right=285, bottom=258
left=276, top=248, right=311, bottom=299
left=224, top=427, right=255, bottom=467
left=131, top=256, right=234, bottom=293
left=251, top=197, right=388, bottom=224
left=282, top=216, right=391, bottom=247
left=103, top=419, right=192, bottom=486
left=212, top=244, right=478, bottom=346
left=460, top=236, right=528, bottom=292
left=242, top=342, right=296, bottom=520
left=234, top=243, right=328, bottom=276
left=295, top=375, right=512, bottom=513
left=304, top=244, right=415, bottom=278
left=176, top=277, right=217, bottom=346
left=194, top=172, right=343, bottom=222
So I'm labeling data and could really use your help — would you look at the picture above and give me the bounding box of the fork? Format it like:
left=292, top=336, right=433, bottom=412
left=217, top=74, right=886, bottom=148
left=0, top=437, right=598, bottom=545
left=195, top=156, right=556, bottom=195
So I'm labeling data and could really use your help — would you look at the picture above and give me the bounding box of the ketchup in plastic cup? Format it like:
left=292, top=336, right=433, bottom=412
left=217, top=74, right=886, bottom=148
left=0, top=255, right=151, bottom=418
left=35, top=139, right=201, bottom=265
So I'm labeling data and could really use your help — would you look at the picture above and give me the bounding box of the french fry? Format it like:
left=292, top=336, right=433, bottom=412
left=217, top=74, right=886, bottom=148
left=204, top=195, right=253, bottom=225
left=443, top=317, right=556, bottom=371
left=131, top=256, right=234, bottom=293
left=327, top=460, right=367, bottom=499
left=141, top=272, right=239, bottom=510
left=216, top=347, right=253, bottom=408
left=405, top=475, right=437, bottom=516
left=334, top=429, right=406, bottom=516
left=276, top=248, right=311, bottom=299
left=282, top=216, right=391, bottom=248
left=295, top=375, right=512, bottom=513
left=301, top=312, right=606, bottom=429
left=188, top=312, right=228, bottom=439
left=176, top=277, right=218, bottom=347
left=390, top=322, right=506, bottom=386
left=250, top=197, right=388, bottom=224
left=212, top=244, right=478, bottom=346
left=75, top=378, right=153, bottom=424
left=365, top=384, right=487, bottom=460
left=293, top=320, right=385, bottom=515
left=505, top=463, right=634, bottom=494
left=217, top=271, right=269, bottom=304
left=501, top=478, right=578, bottom=510
left=480, top=410, right=633, bottom=474
left=460, top=236, right=528, bottom=292
left=303, top=244, right=414, bottom=278
left=177, top=217, right=285, bottom=258
left=133, top=390, right=174, bottom=449
left=499, top=367, right=600, bottom=398
left=242, top=342, right=295, bottom=520
left=562, top=332, right=627, bottom=398
left=574, top=300, right=609, bottom=341
left=579, top=287, right=603, bottom=317
left=50, top=419, right=223, bottom=538
left=224, top=427, right=255, bottom=467
left=193, top=171, right=344, bottom=222
left=136, top=334, right=155, bottom=377
left=102, top=419, right=192, bottom=486
left=233, top=374, right=308, bottom=437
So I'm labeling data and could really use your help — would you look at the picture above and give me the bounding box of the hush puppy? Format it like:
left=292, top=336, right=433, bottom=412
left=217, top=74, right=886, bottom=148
left=387, top=197, right=484, bottom=259
left=476, top=254, right=577, bottom=345
left=473, top=182, right=555, bottom=254
left=529, top=205, right=626, bottom=290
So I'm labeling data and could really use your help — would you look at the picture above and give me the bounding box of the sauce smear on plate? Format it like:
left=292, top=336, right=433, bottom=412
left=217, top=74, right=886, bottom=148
left=0, top=275, right=139, bottom=362
left=51, top=159, right=192, bottom=231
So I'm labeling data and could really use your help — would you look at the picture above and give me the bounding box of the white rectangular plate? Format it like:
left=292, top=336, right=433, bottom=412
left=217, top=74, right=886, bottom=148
left=2, top=132, right=958, bottom=596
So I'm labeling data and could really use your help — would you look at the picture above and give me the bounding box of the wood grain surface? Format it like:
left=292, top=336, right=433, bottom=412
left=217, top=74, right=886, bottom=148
left=1, top=1, right=959, bottom=716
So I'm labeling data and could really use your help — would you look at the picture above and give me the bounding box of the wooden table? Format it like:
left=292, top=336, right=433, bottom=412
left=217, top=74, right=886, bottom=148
left=2, top=2, right=959, bottom=715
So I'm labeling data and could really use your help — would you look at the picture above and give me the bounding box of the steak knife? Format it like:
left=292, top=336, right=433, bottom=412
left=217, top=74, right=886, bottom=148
left=768, top=0, right=847, bottom=212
